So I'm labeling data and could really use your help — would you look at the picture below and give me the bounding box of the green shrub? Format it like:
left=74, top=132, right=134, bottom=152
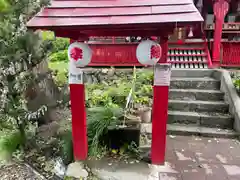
left=49, top=50, right=68, bottom=62
left=86, top=82, right=132, bottom=108
left=59, top=130, right=73, bottom=165
left=54, top=71, right=68, bottom=87
left=41, top=31, right=69, bottom=53
left=0, top=0, right=9, bottom=12
left=136, top=69, right=153, bottom=85
left=48, top=60, right=68, bottom=86
left=232, top=72, right=240, bottom=93
left=0, top=131, right=23, bottom=161
left=41, top=31, right=55, bottom=40
left=52, top=38, right=69, bottom=53
left=87, top=107, right=123, bottom=157
left=233, top=77, right=240, bottom=92
left=57, top=107, right=123, bottom=161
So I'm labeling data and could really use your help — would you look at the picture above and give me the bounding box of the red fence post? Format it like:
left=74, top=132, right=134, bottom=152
left=69, top=40, right=88, bottom=160
left=151, top=36, right=170, bottom=165
left=70, top=83, right=88, bottom=160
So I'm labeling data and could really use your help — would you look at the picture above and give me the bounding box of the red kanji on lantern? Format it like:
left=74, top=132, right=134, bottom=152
left=70, top=47, right=83, bottom=61
left=136, top=40, right=161, bottom=65
left=68, top=42, right=92, bottom=67
left=151, top=45, right=161, bottom=59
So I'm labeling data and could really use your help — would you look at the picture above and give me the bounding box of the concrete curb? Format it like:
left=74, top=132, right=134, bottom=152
left=220, top=70, right=240, bottom=133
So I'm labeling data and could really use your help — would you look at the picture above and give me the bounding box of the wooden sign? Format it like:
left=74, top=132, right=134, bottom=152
left=154, top=63, right=171, bottom=86
left=69, top=62, right=83, bottom=84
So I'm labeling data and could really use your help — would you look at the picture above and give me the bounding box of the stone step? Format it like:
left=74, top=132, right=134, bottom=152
left=169, top=89, right=224, bottom=101
left=168, top=99, right=229, bottom=113
left=140, top=123, right=238, bottom=139
left=171, top=69, right=218, bottom=78
left=170, top=77, right=220, bottom=90
left=167, top=124, right=238, bottom=138
left=168, top=111, right=233, bottom=129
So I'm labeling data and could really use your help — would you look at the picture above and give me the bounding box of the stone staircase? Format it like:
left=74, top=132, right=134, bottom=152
left=140, top=69, right=237, bottom=147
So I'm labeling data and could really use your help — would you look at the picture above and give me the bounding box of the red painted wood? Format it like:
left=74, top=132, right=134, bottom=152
left=206, top=45, right=213, bottom=67
left=88, top=63, right=144, bottom=66
left=51, top=0, right=193, bottom=8
left=159, top=37, right=168, bottom=63
left=54, top=27, right=175, bottom=38
left=151, top=85, right=169, bottom=164
left=151, top=37, right=168, bottom=164
left=27, top=0, right=203, bottom=34
left=84, top=43, right=208, bottom=66
left=151, top=4, right=196, bottom=14
left=222, top=42, right=240, bottom=67
left=212, top=0, right=229, bottom=66
left=28, top=13, right=203, bottom=27
left=213, top=0, right=229, bottom=19
left=40, top=6, right=152, bottom=17
left=90, top=44, right=138, bottom=65
left=70, top=84, right=88, bottom=160
left=169, top=47, right=205, bottom=50
left=40, top=4, right=196, bottom=17
left=168, top=41, right=205, bottom=44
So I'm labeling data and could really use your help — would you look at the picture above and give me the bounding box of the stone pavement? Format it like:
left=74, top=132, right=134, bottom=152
left=87, top=135, right=240, bottom=180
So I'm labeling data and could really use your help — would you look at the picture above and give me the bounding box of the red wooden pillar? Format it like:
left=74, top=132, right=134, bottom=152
left=159, top=37, right=168, bottom=63
left=212, top=0, right=229, bottom=66
left=69, top=40, right=88, bottom=161
left=151, top=36, right=170, bottom=165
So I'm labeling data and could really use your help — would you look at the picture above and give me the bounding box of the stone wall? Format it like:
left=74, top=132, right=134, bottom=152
left=220, top=70, right=240, bottom=133
left=82, top=68, right=136, bottom=84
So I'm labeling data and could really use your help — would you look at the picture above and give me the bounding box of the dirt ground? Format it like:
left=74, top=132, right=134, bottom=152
left=0, top=162, right=45, bottom=180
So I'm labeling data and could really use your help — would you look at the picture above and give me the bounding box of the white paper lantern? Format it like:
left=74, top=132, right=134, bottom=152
left=68, top=42, right=92, bottom=67
left=136, top=40, right=162, bottom=65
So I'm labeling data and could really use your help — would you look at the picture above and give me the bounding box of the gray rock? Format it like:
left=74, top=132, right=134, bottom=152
left=54, top=158, right=66, bottom=179
left=66, top=162, right=88, bottom=179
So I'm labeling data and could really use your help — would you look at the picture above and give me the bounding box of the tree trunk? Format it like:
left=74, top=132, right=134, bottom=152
left=25, top=59, right=60, bottom=124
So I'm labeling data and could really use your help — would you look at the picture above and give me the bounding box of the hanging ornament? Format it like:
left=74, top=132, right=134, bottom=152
left=150, top=36, right=158, bottom=41
left=136, top=40, right=162, bottom=66
left=68, top=42, right=92, bottom=67
left=188, top=27, right=194, bottom=37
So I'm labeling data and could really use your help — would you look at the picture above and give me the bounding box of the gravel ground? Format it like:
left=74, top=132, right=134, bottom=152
left=0, top=162, right=45, bottom=180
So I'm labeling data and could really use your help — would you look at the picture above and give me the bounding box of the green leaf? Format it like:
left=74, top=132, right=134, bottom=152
left=0, top=0, right=9, bottom=12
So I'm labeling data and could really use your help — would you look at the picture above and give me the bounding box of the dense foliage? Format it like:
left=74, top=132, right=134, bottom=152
left=0, top=0, right=8, bottom=12
left=0, top=0, right=50, bottom=146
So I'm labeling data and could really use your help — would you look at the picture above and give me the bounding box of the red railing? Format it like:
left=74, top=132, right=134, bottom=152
left=221, top=42, right=240, bottom=67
